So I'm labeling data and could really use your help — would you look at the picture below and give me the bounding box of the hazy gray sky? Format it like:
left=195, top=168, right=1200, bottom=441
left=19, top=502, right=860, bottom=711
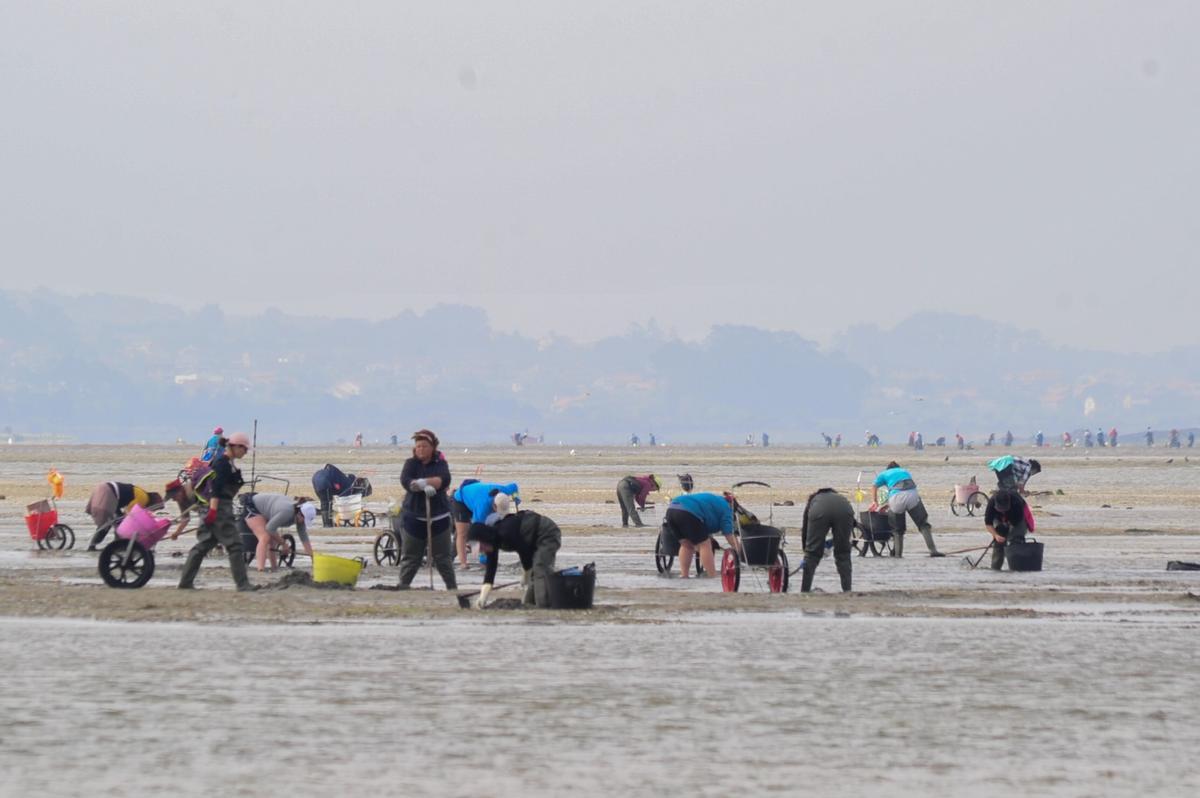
left=2, top=2, right=1196, bottom=351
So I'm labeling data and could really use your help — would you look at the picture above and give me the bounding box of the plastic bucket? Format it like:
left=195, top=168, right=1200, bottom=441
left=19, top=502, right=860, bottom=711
left=546, top=563, right=596, bottom=609
left=954, top=484, right=979, bottom=503
left=740, top=523, right=782, bottom=566
left=313, top=552, right=363, bottom=586
left=1006, top=539, right=1044, bottom=572
left=117, top=505, right=171, bottom=547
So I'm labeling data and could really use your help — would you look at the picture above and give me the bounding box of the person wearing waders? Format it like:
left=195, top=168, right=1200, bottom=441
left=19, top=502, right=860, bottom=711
left=616, top=474, right=660, bottom=527
left=984, top=490, right=1030, bottom=571
left=177, top=432, right=258, bottom=591
left=799, top=488, right=855, bottom=592
left=468, top=494, right=561, bottom=608
left=873, top=462, right=943, bottom=557
left=451, top=479, right=520, bottom=568
left=661, top=491, right=738, bottom=578
left=397, top=429, right=456, bottom=590
left=1003, top=430, right=1014, bottom=447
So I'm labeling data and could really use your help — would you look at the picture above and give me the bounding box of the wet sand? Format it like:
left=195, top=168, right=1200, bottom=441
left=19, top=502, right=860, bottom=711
left=2, top=445, right=1199, bottom=796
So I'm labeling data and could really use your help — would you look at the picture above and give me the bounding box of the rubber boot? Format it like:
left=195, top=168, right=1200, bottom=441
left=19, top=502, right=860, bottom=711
left=892, top=532, right=904, bottom=558
left=836, top=560, right=852, bottom=592
left=178, top=547, right=205, bottom=589
left=229, top=547, right=258, bottom=592
left=920, top=526, right=944, bottom=557
left=800, top=558, right=819, bottom=592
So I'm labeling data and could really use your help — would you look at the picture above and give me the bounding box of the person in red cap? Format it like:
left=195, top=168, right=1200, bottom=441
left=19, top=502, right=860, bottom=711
left=396, top=429, right=456, bottom=590
left=178, top=431, right=258, bottom=591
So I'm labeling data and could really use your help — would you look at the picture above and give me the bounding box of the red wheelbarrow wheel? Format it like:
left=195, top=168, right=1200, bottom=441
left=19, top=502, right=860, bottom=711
left=768, top=549, right=789, bottom=593
left=721, top=548, right=740, bottom=592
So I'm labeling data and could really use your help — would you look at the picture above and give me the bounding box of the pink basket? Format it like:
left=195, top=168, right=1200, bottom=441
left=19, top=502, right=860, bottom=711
left=954, top=484, right=981, bottom=504
left=117, top=505, right=171, bottom=548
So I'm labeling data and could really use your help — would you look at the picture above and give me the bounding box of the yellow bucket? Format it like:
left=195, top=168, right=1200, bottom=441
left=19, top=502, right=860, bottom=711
left=312, top=552, right=364, bottom=586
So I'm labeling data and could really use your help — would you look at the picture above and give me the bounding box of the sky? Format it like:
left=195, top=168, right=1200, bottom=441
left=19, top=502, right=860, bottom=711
left=2, top=1, right=1197, bottom=352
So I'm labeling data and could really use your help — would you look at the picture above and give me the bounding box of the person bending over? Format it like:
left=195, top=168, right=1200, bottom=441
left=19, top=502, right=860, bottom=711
left=799, top=488, right=856, bottom=592
left=661, top=491, right=738, bottom=578
left=467, top=494, right=561, bottom=608
left=85, top=482, right=163, bottom=550
left=984, top=490, right=1030, bottom=571
left=243, top=493, right=316, bottom=571
left=988, top=455, right=1041, bottom=494
left=616, top=474, right=659, bottom=527
left=451, top=479, right=520, bottom=568
left=874, top=462, right=943, bottom=557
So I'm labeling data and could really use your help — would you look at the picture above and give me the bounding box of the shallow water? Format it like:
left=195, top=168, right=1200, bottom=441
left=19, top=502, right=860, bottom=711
left=1, top=615, right=1197, bottom=798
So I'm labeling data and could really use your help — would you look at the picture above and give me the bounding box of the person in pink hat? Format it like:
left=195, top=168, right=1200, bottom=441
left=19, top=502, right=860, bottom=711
left=202, top=426, right=225, bottom=463
left=178, top=431, right=258, bottom=591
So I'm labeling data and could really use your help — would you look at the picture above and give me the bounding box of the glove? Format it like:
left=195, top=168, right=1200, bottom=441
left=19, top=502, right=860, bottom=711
left=521, top=568, right=532, bottom=588
left=474, top=583, right=493, bottom=610
left=413, top=479, right=428, bottom=491
left=423, top=484, right=436, bottom=497
left=204, top=505, right=217, bottom=525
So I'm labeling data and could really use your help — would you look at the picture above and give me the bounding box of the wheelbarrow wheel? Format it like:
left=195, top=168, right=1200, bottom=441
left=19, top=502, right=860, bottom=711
left=60, top=524, right=76, bottom=549
left=361, top=510, right=376, bottom=528
left=720, top=548, right=740, bottom=592
left=43, top=525, right=70, bottom=550
left=872, top=534, right=894, bottom=557
left=950, top=496, right=964, bottom=517
left=99, top=540, right=155, bottom=589
left=373, top=530, right=400, bottom=567
left=768, top=549, right=789, bottom=593
left=654, top=533, right=674, bottom=575
left=280, top=534, right=296, bottom=568
left=965, top=490, right=989, bottom=517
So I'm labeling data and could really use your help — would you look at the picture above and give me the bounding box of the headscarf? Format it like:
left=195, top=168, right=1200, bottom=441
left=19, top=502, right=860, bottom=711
left=411, top=429, right=440, bottom=460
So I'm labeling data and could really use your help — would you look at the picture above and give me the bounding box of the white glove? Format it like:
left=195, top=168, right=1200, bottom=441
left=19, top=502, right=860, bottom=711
left=475, top=583, right=493, bottom=610
left=423, top=484, right=436, bottom=497
left=521, top=568, right=532, bottom=588
left=413, top=478, right=428, bottom=491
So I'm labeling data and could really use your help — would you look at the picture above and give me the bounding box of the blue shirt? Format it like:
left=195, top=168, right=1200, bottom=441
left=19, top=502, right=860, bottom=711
left=668, top=492, right=734, bottom=535
left=453, top=481, right=520, bottom=524
left=874, top=468, right=914, bottom=490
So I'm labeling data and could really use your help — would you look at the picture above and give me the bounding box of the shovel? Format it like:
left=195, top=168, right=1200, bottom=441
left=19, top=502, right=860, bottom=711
left=456, top=580, right=521, bottom=609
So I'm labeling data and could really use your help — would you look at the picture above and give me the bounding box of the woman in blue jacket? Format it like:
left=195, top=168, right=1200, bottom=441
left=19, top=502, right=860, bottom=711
left=450, top=479, right=520, bottom=568
left=660, top=492, right=739, bottom=578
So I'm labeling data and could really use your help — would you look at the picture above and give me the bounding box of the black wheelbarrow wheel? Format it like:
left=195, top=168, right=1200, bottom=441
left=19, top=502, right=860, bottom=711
left=373, top=530, right=400, bottom=567
left=360, top=510, right=377, bottom=528
left=99, top=540, right=155, bottom=589
left=768, top=549, right=789, bottom=593
left=872, top=534, right=894, bottom=557
left=720, top=548, right=740, bottom=592
left=654, top=533, right=674, bottom=575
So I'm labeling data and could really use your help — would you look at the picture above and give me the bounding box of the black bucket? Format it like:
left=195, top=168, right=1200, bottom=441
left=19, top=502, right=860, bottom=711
left=1006, top=539, right=1044, bottom=572
left=740, top=523, right=782, bottom=566
left=546, top=563, right=596, bottom=609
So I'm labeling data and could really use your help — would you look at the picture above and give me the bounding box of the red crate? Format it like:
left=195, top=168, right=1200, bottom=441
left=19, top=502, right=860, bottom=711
left=26, top=509, right=58, bottom=540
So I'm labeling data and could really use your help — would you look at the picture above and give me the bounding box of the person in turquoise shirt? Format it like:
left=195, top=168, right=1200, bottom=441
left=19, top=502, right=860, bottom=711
left=873, top=462, right=943, bottom=557
left=661, top=492, right=738, bottom=578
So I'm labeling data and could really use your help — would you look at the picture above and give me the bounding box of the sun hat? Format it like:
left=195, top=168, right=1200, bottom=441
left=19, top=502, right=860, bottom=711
left=299, top=502, right=317, bottom=527
left=227, top=431, right=251, bottom=448
left=213, top=427, right=223, bottom=435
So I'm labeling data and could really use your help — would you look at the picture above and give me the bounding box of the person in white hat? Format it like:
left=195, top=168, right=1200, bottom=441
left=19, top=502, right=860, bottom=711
left=467, top=493, right=561, bottom=608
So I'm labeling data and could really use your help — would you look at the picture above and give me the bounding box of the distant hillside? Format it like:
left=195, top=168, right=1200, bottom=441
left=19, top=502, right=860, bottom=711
left=1, top=292, right=1194, bottom=443
left=0, top=290, right=869, bottom=442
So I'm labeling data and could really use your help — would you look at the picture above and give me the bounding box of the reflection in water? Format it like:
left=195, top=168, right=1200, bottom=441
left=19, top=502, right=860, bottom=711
left=1, top=615, right=1198, bottom=797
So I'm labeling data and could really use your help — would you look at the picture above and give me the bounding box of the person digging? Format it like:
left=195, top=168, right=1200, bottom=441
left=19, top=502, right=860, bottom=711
left=466, top=493, right=561, bottom=609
